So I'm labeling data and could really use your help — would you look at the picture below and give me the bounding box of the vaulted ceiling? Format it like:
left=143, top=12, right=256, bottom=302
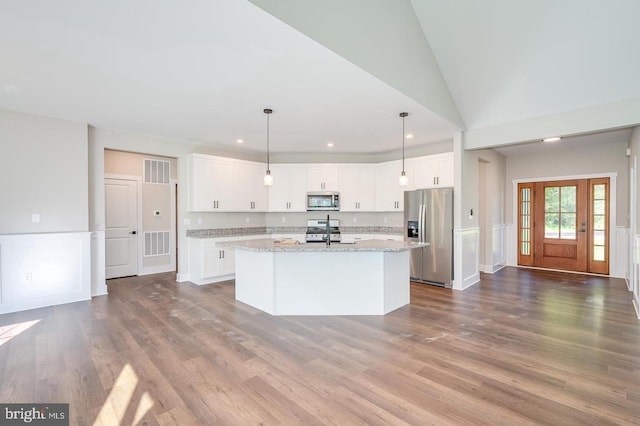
left=1, top=0, right=639, bottom=155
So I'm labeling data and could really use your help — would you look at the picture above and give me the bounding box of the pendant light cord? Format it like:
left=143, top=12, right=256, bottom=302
left=402, top=114, right=405, bottom=172
left=400, top=112, right=408, bottom=172
left=264, top=108, right=272, bottom=171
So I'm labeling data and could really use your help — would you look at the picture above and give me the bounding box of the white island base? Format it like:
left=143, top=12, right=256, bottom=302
left=228, top=239, right=425, bottom=315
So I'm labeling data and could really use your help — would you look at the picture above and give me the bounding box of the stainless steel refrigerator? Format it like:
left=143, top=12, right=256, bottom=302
left=404, top=188, right=453, bottom=288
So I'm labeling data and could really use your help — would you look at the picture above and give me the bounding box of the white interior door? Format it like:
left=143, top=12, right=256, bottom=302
left=105, top=178, right=138, bottom=278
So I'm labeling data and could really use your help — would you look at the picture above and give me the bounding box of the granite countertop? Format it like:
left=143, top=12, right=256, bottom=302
left=218, top=238, right=428, bottom=252
left=186, top=226, right=403, bottom=239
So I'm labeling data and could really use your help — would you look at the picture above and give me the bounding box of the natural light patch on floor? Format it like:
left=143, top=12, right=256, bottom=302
left=93, top=363, right=154, bottom=426
left=0, top=319, right=40, bottom=347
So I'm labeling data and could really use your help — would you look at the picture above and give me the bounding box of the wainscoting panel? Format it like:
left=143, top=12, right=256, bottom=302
left=454, top=228, right=480, bottom=290
left=0, top=232, right=91, bottom=314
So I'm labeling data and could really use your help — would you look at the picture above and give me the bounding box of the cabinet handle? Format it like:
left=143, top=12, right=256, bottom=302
left=436, top=176, right=439, bottom=185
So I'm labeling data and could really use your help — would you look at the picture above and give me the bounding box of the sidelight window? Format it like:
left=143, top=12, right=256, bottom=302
left=520, top=187, right=531, bottom=255
left=592, top=183, right=607, bottom=262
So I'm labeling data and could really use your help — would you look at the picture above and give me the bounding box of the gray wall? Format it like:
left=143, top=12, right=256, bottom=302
left=0, top=109, right=88, bottom=234
left=505, top=139, right=629, bottom=227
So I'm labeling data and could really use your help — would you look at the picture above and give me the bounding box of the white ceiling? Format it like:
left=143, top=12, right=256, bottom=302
left=1, top=0, right=639, bottom=156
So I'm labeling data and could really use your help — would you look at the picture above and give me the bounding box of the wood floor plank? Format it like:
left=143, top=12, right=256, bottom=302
left=0, top=267, right=639, bottom=424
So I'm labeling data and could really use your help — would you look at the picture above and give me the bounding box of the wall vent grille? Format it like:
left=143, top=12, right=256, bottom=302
left=144, top=231, right=171, bottom=257
left=144, top=159, right=170, bottom=184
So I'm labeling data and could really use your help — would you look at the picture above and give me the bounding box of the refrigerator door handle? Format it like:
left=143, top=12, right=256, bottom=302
left=418, top=204, right=423, bottom=242
left=421, top=203, right=427, bottom=242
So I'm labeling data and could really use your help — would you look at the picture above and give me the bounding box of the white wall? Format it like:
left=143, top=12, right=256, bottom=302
left=629, top=126, right=640, bottom=317
left=0, top=109, right=88, bottom=234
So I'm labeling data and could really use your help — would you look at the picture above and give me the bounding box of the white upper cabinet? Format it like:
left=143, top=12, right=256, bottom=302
left=307, top=165, right=340, bottom=191
left=412, top=152, right=454, bottom=189
left=339, top=165, right=376, bottom=211
left=268, top=165, right=307, bottom=212
left=375, top=160, right=409, bottom=211
left=234, top=161, right=268, bottom=212
left=189, top=152, right=454, bottom=213
left=188, top=154, right=266, bottom=212
left=188, top=154, right=235, bottom=211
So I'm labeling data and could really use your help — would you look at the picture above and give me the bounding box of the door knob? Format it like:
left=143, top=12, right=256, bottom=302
left=130, top=231, right=137, bottom=235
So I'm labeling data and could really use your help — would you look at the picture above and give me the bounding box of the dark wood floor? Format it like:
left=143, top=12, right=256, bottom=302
left=1, top=268, right=639, bottom=425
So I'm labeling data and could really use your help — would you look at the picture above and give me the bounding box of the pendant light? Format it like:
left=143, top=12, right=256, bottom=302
left=263, top=108, right=274, bottom=186
left=399, top=112, right=409, bottom=186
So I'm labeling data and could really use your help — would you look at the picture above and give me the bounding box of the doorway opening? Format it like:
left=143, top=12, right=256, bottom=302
left=104, top=149, right=178, bottom=279
left=517, top=178, right=610, bottom=274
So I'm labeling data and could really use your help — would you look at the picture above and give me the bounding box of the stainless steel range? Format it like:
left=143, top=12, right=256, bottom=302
left=305, top=218, right=341, bottom=243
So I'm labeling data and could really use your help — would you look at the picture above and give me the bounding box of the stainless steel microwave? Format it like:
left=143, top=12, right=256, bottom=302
left=306, top=192, right=340, bottom=211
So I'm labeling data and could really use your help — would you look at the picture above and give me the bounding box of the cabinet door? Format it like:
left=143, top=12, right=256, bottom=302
left=220, top=248, right=235, bottom=275
left=307, top=166, right=340, bottom=191
left=268, top=165, right=307, bottom=211
left=375, top=161, right=406, bottom=211
left=413, top=153, right=454, bottom=188
left=289, top=167, right=308, bottom=211
left=235, top=162, right=268, bottom=211
left=189, top=156, right=217, bottom=211
left=436, top=154, right=454, bottom=187
left=202, top=246, right=223, bottom=278
left=234, top=162, right=254, bottom=211
left=340, top=166, right=376, bottom=211
left=413, top=157, right=438, bottom=189
left=209, top=158, right=235, bottom=211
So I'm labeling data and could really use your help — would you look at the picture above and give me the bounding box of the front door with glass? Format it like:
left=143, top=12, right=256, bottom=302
left=517, top=178, right=609, bottom=274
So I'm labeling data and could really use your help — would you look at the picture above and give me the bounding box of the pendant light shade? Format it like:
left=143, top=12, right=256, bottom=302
left=399, top=112, right=409, bottom=186
left=263, top=108, right=273, bottom=186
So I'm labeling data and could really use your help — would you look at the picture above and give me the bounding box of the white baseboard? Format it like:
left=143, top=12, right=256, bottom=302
left=189, top=274, right=235, bottom=286
left=139, top=265, right=177, bottom=276
left=176, top=272, right=190, bottom=282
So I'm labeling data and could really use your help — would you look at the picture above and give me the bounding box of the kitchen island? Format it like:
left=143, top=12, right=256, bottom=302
left=220, top=238, right=428, bottom=315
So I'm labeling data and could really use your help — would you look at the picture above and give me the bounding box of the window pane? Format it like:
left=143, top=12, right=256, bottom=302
left=521, top=242, right=530, bottom=255
left=521, top=228, right=530, bottom=242
left=560, top=213, right=576, bottom=239
left=545, top=213, right=559, bottom=238
left=560, top=186, right=576, bottom=212
left=522, top=188, right=530, bottom=202
left=594, top=230, right=605, bottom=245
left=594, top=184, right=605, bottom=200
left=594, top=215, right=605, bottom=231
left=545, top=187, right=559, bottom=212
left=594, top=200, right=605, bottom=215
left=522, top=215, right=529, bottom=228
left=594, top=246, right=605, bottom=261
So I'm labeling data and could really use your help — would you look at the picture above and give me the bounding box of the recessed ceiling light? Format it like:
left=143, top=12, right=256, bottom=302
left=327, top=142, right=334, bottom=148
left=236, top=139, right=244, bottom=144
left=542, top=137, right=561, bottom=143
left=406, top=134, right=413, bottom=139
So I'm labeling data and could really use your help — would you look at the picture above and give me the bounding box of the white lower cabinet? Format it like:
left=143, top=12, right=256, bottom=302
left=188, top=236, right=261, bottom=285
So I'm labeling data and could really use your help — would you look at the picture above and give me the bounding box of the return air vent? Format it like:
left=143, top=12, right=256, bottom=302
left=144, top=231, right=171, bottom=257
left=144, top=159, right=170, bottom=184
